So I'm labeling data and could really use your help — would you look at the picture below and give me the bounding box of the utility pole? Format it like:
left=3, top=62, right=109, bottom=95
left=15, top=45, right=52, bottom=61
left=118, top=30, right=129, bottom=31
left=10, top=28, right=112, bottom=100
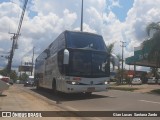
left=80, top=0, right=83, bottom=32
left=7, top=34, right=17, bottom=74
left=120, top=41, right=126, bottom=84
left=31, top=47, right=35, bottom=76
left=7, top=0, right=28, bottom=74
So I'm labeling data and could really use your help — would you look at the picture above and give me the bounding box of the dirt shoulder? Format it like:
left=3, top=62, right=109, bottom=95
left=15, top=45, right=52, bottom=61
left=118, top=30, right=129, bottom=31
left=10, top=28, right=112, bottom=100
left=110, top=83, right=160, bottom=93
left=0, top=85, right=82, bottom=120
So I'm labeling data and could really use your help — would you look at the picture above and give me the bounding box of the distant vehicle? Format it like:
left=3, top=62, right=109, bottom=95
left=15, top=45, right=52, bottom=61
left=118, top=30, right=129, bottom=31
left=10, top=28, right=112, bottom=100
left=122, top=79, right=127, bottom=84
left=157, top=79, right=160, bottom=85
left=16, top=80, right=20, bottom=84
left=9, top=79, right=14, bottom=85
left=0, top=76, right=10, bottom=83
left=0, top=75, right=10, bottom=95
left=147, top=77, right=157, bottom=84
left=24, top=76, right=35, bottom=87
left=35, top=30, right=111, bottom=94
left=131, top=77, right=142, bottom=85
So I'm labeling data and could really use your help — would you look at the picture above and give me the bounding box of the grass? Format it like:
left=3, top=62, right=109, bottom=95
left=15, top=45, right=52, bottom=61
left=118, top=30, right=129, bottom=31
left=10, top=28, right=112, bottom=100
left=150, top=89, right=160, bottom=95
left=109, top=86, right=139, bottom=92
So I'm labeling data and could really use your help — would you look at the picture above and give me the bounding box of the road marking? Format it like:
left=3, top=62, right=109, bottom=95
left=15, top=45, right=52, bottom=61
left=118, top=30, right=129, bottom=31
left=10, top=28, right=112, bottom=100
left=139, top=100, right=160, bottom=105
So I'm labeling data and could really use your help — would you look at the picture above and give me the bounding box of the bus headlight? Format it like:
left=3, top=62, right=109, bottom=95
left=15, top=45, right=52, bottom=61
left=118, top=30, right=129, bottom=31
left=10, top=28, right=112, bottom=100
left=71, top=81, right=76, bottom=85
left=104, top=81, right=108, bottom=85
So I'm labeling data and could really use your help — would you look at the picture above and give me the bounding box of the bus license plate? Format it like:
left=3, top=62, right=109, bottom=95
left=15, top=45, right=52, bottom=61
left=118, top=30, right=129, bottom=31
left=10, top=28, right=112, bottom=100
left=87, top=87, right=95, bottom=92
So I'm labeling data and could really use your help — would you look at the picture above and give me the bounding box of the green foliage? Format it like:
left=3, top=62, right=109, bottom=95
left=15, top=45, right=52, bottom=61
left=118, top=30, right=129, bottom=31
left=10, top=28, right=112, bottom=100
left=107, top=43, right=115, bottom=70
left=107, top=42, right=115, bottom=54
left=150, top=89, right=160, bottom=94
left=0, top=68, right=8, bottom=76
left=10, top=70, right=18, bottom=82
left=110, top=86, right=139, bottom=91
left=116, top=54, right=121, bottom=70
left=20, top=73, right=29, bottom=82
left=146, top=22, right=160, bottom=36
left=0, top=69, right=18, bottom=82
left=146, top=22, right=160, bottom=68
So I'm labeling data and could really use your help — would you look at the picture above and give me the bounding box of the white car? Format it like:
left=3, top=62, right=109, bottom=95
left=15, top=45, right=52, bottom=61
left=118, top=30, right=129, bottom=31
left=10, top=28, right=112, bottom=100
left=147, top=77, right=157, bottom=84
left=131, top=78, right=142, bottom=85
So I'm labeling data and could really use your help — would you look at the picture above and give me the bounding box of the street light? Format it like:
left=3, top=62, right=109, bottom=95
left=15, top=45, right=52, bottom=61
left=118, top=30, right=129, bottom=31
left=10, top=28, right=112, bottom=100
left=80, top=0, right=83, bottom=32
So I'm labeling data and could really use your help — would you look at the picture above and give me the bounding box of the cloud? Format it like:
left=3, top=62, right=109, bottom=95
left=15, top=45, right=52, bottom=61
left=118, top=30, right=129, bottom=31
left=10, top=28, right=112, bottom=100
left=125, top=0, right=160, bottom=41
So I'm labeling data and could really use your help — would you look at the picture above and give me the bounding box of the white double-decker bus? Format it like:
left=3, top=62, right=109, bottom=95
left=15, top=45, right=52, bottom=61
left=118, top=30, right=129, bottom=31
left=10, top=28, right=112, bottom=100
left=34, top=30, right=110, bottom=94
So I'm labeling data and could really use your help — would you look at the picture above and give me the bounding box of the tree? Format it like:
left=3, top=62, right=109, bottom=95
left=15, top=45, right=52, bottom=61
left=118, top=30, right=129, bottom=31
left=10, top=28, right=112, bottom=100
left=10, top=70, right=18, bottom=82
left=146, top=22, right=160, bottom=36
left=116, top=54, right=121, bottom=70
left=107, top=43, right=115, bottom=71
left=114, top=54, right=122, bottom=84
left=146, top=22, right=160, bottom=69
left=0, top=68, right=18, bottom=82
left=0, top=68, right=8, bottom=76
left=20, top=73, right=29, bottom=82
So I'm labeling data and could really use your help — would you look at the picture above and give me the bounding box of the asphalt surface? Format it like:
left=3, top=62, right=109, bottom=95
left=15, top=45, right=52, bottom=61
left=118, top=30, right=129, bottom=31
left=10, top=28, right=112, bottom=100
left=0, top=84, right=160, bottom=120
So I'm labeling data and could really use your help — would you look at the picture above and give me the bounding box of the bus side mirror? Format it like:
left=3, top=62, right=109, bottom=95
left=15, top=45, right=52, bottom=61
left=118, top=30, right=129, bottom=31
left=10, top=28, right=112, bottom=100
left=63, top=49, right=69, bottom=64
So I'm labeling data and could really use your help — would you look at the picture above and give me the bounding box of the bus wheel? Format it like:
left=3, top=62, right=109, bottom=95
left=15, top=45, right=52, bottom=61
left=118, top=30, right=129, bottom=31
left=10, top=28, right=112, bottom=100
left=52, top=79, right=57, bottom=94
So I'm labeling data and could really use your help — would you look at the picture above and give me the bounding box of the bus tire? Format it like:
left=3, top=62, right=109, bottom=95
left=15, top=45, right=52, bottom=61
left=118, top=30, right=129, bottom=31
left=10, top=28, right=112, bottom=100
left=52, top=79, right=57, bottom=94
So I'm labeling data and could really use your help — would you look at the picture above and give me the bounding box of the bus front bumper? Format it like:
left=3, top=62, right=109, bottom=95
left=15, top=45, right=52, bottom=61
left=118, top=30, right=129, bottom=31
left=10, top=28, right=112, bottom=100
left=64, top=84, right=109, bottom=93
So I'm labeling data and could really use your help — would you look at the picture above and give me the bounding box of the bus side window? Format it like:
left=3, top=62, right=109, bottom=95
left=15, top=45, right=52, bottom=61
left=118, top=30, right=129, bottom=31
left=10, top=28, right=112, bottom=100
left=58, top=50, right=64, bottom=75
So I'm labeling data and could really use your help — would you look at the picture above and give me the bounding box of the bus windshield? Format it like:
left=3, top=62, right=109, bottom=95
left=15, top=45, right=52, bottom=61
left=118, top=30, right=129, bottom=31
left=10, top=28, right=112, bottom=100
left=68, top=50, right=109, bottom=78
left=66, top=32, right=107, bottom=51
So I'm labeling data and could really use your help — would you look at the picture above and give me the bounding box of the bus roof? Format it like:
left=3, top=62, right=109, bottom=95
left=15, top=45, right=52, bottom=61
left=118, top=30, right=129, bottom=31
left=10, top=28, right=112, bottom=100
left=64, top=30, right=102, bottom=37
left=36, top=30, right=106, bottom=60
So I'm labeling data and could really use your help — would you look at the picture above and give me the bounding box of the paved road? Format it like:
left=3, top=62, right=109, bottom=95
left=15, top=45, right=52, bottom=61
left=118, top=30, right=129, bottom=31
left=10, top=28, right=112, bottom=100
left=60, top=90, right=160, bottom=111
left=1, top=84, right=160, bottom=120
left=24, top=84, right=160, bottom=120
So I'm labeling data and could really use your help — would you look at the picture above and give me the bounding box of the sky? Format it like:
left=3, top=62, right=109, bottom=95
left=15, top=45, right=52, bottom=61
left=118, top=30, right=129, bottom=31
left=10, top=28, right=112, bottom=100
left=0, top=0, right=160, bottom=71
